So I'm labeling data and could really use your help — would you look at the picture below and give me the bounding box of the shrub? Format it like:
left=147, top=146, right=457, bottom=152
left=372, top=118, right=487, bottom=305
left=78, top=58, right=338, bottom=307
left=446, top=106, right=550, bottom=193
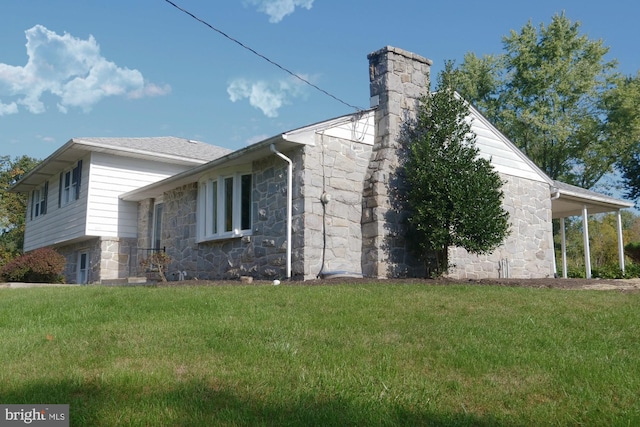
left=139, top=251, right=171, bottom=282
left=0, top=247, right=66, bottom=283
left=624, top=242, right=640, bottom=264
left=590, top=262, right=640, bottom=279
left=566, top=265, right=587, bottom=278
left=591, top=264, right=624, bottom=279
left=622, top=262, right=640, bottom=279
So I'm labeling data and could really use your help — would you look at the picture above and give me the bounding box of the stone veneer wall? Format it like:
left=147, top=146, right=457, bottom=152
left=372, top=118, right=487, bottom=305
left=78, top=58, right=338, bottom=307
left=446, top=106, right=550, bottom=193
left=56, top=238, right=100, bottom=284
left=155, top=136, right=376, bottom=281
left=160, top=154, right=295, bottom=281
left=99, top=237, right=137, bottom=281
left=56, top=236, right=136, bottom=283
left=447, top=175, right=555, bottom=279
left=161, top=183, right=200, bottom=279
left=298, top=135, right=373, bottom=279
left=137, top=198, right=153, bottom=252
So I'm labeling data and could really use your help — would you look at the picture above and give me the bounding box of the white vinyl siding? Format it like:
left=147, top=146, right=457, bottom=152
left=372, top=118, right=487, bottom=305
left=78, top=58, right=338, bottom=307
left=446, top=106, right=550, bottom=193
left=469, top=109, right=549, bottom=183
left=86, top=153, right=191, bottom=238
left=24, top=156, right=89, bottom=251
left=23, top=152, right=194, bottom=251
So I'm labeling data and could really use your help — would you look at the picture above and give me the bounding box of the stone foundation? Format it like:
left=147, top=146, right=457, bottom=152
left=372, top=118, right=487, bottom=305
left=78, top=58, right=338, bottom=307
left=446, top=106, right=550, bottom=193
left=55, top=236, right=137, bottom=284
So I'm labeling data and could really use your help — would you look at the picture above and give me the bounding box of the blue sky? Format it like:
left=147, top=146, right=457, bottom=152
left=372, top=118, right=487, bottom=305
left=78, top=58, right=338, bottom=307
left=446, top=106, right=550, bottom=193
left=2, top=0, right=639, bottom=161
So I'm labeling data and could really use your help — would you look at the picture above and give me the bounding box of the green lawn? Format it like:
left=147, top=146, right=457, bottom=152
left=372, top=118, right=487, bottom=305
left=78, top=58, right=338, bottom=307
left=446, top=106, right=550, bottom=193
left=1, top=283, right=639, bottom=426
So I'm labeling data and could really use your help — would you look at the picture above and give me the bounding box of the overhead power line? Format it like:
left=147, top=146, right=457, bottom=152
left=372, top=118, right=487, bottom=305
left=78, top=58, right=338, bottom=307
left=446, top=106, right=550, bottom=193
left=163, top=0, right=363, bottom=111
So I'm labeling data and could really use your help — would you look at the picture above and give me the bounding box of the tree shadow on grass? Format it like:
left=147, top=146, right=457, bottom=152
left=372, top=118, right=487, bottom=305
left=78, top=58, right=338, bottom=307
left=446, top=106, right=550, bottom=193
left=1, top=377, right=523, bottom=427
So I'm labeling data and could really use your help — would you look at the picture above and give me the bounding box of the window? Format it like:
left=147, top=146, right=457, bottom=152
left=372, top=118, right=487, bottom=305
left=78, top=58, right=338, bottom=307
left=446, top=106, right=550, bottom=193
left=30, top=182, right=48, bottom=219
left=59, top=160, right=82, bottom=207
left=152, top=201, right=164, bottom=250
left=198, top=171, right=252, bottom=241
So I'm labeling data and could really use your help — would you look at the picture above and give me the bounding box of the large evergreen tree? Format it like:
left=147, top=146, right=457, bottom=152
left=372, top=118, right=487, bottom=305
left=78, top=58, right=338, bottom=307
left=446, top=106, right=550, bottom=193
left=404, top=65, right=510, bottom=276
left=453, top=13, right=640, bottom=190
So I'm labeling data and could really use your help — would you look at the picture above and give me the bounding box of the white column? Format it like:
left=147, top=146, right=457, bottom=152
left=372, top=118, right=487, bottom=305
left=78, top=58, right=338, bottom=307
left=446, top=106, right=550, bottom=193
left=560, top=218, right=568, bottom=278
left=617, top=209, right=625, bottom=274
left=582, top=206, right=591, bottom=279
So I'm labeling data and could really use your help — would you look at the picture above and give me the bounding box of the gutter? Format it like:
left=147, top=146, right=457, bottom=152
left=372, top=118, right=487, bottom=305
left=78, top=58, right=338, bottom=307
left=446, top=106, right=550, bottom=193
left=270, top=144, right=292, bottom=279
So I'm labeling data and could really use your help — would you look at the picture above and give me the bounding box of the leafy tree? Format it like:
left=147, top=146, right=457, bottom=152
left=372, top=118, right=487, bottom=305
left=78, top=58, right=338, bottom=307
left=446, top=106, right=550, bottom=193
left=0, top=155, right=40, bottom=267
left=614, top=73, right=640, bottom=202
left=403, top=64, right=510, bottom=276
left=454, top=13, right=640, bottom=190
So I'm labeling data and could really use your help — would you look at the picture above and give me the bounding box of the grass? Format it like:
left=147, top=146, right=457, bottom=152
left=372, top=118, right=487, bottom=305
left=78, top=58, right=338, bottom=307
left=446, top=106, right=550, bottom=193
left=1, top=283, right=639, bottom=426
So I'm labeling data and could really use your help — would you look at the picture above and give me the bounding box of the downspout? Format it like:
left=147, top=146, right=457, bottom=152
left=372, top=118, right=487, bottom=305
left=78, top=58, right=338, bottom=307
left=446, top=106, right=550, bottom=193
left=270, top=144, right=292, bottom=279
left=550, top=187, right=561, bottom=277
left=616, top=209, right=625, bottom=275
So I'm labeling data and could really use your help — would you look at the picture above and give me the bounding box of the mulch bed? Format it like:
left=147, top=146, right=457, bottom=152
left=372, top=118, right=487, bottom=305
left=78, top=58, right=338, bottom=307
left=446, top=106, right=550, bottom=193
left=154, top=277, right=640, bottom=292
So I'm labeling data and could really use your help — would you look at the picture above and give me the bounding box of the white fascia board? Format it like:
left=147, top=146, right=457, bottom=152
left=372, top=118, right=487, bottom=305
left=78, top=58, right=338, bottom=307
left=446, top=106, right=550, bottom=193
left=282, top=109, right=376, bottom=145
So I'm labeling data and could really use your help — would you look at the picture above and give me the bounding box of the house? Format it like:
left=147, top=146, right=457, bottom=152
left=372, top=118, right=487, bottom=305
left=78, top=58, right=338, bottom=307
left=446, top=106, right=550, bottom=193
left=10, top=137, right=231, bottom=283
left=11, top=46, right=633, bottom=283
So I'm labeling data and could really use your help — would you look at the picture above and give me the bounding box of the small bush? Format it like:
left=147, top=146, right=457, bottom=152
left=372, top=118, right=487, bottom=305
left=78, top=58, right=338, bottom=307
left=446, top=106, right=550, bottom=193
left=566, top=265, right=587, bottom=278
left=0, top=247, right=66, bottom=283
left=139, top=251, right=171, bottom=282
left=591, top=264, right=624, bottom=279
left=590, top=262, right=640, bottom=279
left=622, top=262, right=640, bottom=279
left=625, top=242, right=640, bottom=264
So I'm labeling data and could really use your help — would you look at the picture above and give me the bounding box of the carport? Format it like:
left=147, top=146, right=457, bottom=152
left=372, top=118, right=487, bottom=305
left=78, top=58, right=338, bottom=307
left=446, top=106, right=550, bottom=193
left=551, top=180, right=635, bottom=279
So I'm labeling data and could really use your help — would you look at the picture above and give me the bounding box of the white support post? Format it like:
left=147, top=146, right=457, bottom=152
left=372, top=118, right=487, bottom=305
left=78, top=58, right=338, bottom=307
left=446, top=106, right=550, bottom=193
left=617, top=209, right=625, bottom=275
left=560, top=217, right=567, bottom=279
left=582, top=205, right=591, bottom=279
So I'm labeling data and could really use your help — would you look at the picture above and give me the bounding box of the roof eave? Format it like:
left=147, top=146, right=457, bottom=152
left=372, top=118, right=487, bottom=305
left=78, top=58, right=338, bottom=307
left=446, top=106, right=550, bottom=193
left=9, top=138, right=212, bottom=193
left=120, top=134, right=296, bottom=202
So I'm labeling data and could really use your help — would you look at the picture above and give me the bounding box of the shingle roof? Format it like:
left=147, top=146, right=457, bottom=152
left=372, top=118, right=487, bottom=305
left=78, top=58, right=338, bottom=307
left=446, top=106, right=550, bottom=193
left=10, top=136, right=232, bottom=193
left=72, top=136, right=231, bottom=162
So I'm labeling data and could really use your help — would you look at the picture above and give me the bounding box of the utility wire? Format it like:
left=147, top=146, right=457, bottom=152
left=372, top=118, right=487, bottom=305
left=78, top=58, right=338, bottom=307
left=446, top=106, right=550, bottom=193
left=163, top=0, right=363, bottom=111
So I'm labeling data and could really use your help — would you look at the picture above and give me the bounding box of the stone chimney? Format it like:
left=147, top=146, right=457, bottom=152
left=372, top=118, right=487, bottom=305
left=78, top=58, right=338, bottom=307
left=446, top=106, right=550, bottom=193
left=361, top=46, right=432, bottom=278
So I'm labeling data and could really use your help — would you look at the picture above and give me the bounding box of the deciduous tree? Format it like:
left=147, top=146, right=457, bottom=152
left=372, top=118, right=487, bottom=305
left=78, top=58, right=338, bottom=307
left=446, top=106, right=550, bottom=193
left=0, top=155, right=40, bottom=266
left=454, top=13, right=640, bottom=190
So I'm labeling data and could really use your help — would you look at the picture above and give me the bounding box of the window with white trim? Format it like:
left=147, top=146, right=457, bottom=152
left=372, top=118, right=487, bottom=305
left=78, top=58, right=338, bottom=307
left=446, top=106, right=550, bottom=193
left=152, top=199, right=164, bottom=250
left=58, top=160, right=82, bottom=207
left=30, top=182, right=48, bottom=220
left=198, top=170, right=253, bottom=241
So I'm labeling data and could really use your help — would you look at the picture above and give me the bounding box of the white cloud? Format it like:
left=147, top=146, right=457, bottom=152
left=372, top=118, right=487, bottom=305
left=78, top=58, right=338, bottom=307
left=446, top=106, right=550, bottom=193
left=0, top=25, right=170, bottom=116
left=246, top=0, right=314, bottom=23
left=0, top=101, right=18, bottom=115
left=227, top=77, right=306, bottom=117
